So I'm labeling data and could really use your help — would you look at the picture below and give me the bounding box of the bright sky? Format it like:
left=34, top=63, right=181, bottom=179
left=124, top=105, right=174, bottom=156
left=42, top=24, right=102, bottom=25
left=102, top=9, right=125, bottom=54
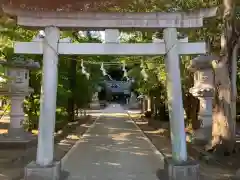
left=39, top=30, right=127, bottom=42
left=99, top=31, right=105, bottom=40
left=78, top=31, right=105, bottom=41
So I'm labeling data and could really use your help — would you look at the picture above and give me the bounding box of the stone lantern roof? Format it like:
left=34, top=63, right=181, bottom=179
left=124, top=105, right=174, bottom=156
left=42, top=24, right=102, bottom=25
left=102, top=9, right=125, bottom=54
left=188, top=54, right=219, bottom=71
left=0, top=58, right=40, bottom=69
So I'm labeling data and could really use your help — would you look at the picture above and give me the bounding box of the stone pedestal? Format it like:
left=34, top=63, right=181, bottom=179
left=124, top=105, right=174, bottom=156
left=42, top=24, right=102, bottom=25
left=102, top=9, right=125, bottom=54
left=90, top=102, right=100, bottom=109
left=24, top=161, right=61, bottom=180
left=165, top=158, right=200, bottom=180
left=8, top=96, right=25, bottom=135
left=0, top=91, right=37, bottom=148
left=194, top=97, right=213, bottom=144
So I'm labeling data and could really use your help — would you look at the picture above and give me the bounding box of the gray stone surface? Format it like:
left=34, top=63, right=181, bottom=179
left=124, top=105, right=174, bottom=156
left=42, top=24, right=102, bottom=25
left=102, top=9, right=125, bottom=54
left=165, top=158, right=200, bottom=180
left=62, top=104, right=164, bottom=180
left=0, top=132, right=37, bottom=149
left=193, top=127, right=212, bottom=145
left=234, top=169, right=240, bottom=179
left=24, top=161, right=61, bottom=180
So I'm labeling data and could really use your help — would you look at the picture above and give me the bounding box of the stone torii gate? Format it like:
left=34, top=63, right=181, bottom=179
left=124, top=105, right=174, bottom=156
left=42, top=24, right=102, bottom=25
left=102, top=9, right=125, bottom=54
left=3, top=5, right=217, bottom=180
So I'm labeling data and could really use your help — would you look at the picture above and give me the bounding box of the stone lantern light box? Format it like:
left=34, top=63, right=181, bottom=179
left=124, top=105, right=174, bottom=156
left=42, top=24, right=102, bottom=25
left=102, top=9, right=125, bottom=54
left=0, top=58, right=40, bottom=94
left=188, top=55, right=219, bottom=97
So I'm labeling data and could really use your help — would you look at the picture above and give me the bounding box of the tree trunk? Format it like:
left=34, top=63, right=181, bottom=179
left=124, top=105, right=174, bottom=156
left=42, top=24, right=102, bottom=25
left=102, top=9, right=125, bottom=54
left=67, top=59, right=77, bottom=122
left=183, top=62, right=200, bottom=129
left=208, top=0, right=239, bottom=154
left=183, top=92, right=200, bottom=129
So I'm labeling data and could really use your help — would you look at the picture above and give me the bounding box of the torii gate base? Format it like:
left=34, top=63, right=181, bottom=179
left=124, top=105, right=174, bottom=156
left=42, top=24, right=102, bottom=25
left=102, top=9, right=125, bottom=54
left=25, top=161, right=61, bottom=180
left=164, top=158, right=199, bottom=180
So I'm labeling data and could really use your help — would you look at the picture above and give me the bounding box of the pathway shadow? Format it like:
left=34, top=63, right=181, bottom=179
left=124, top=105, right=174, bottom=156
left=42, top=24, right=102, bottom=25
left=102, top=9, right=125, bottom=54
left=156, top=168, right=168, bottom=180
left=60, top=170, right=70, bottom=180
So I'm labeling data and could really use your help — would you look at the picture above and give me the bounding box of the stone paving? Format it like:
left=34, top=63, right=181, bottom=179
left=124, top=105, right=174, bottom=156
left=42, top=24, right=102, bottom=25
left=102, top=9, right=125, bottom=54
left=61, top=104, right=164, bottom=180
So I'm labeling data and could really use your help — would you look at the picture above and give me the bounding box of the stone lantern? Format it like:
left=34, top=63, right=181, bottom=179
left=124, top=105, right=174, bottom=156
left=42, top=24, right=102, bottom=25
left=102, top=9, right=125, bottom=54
left=189, top=55, right=218, bottom=144
left=0, top=58, right=40, bottom=144
left=90, top=91, right=100, bottom=109
left=128, top=92, right=138, bottom=109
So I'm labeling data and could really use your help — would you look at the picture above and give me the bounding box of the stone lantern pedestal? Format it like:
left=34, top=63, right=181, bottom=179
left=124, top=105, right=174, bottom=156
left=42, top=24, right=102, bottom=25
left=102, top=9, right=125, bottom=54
left=0, top=58, right=39, bottom=148
left=189, top=55, right=217, bottom=144
left=190, top=87, right=214, bottom=144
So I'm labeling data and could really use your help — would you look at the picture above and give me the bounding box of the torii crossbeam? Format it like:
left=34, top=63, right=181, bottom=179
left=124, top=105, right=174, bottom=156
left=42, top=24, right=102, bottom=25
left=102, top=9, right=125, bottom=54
left=14, top=41, right=206, bottom=55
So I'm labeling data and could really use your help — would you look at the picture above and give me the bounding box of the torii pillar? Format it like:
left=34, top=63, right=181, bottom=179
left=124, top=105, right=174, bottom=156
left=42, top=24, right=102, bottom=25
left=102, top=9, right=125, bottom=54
left=163, top=28, right=199, bottom=179
left=25, top=27, right=62, bottom=180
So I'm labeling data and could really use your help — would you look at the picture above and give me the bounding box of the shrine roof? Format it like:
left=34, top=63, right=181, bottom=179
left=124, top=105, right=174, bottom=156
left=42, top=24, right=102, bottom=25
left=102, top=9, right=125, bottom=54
left=2, top=0, right=133, bottom=12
